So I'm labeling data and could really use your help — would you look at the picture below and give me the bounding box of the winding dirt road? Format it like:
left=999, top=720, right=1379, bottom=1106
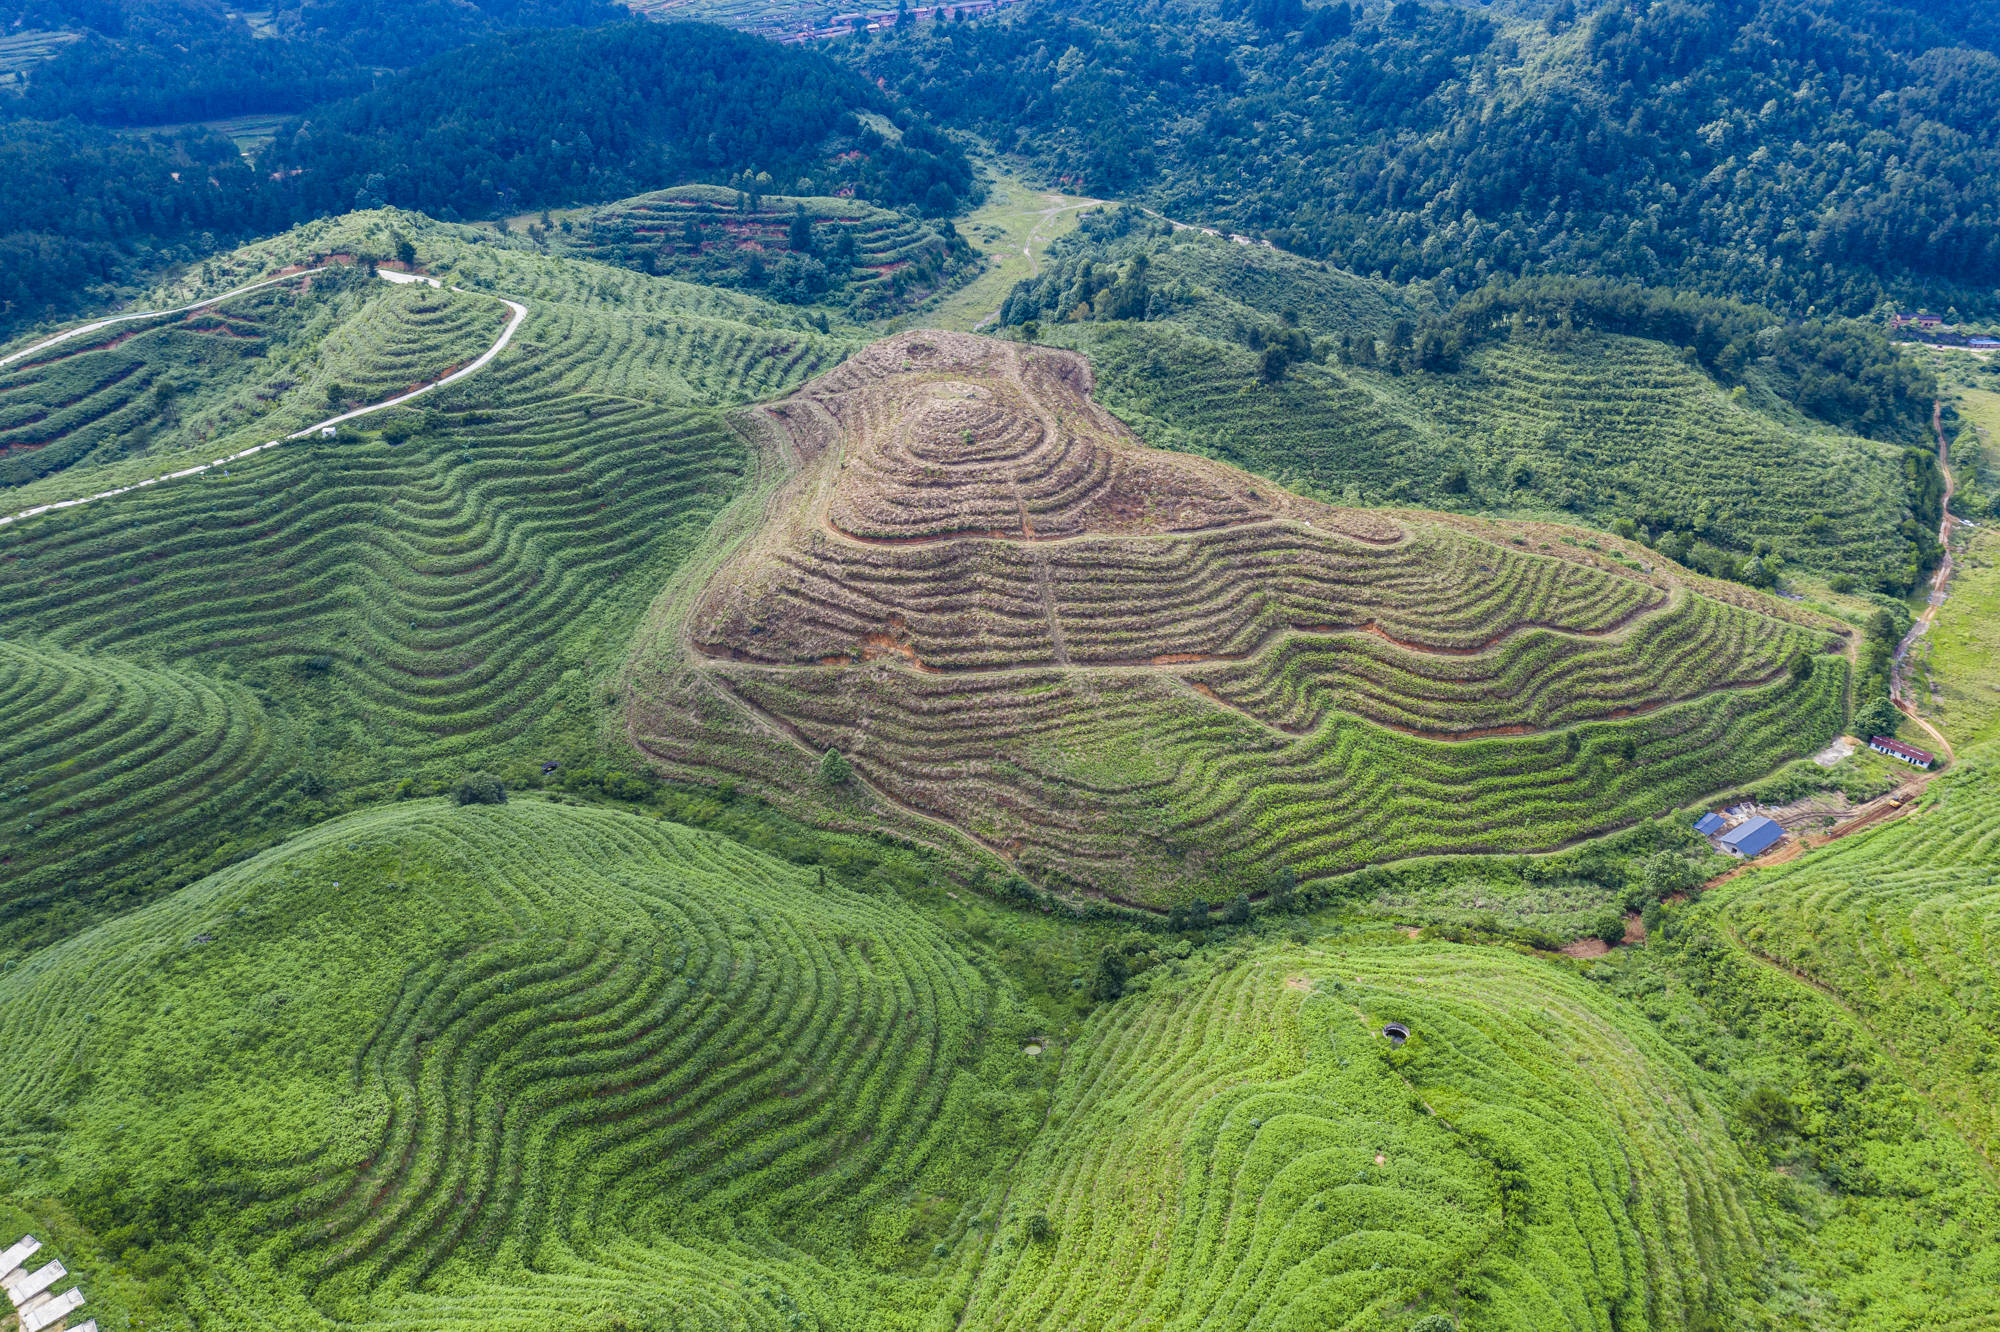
left=1891, top=399, right=1958, bottom=764
left=0, top=271, right=526, bottom=530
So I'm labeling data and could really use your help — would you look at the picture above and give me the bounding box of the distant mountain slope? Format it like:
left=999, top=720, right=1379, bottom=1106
left=0, top=21, right=973, bottom=342
left=851, top=0, right=2000, bottom=316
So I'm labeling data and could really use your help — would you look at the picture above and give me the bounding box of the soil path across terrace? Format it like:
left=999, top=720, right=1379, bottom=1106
left=0, top=271, right=527, bottom=529
left=1890, top=399, right=1959, bottom=764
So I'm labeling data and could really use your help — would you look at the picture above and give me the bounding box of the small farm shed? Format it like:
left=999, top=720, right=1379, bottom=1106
left=1719, top=815, right=1784, bottom=858
left=1694, top=811, right=1727, bottom=836
left=1870, top=736, right=1935, bottom=769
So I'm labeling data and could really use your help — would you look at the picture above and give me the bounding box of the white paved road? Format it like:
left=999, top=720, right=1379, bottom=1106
left=0, top=273, right=527, bottom=529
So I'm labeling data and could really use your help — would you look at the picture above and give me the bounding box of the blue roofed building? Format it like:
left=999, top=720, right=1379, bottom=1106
left=1694, top=811, right=1727, bottom=837
left=1719, top=815, right=1784, bottom=858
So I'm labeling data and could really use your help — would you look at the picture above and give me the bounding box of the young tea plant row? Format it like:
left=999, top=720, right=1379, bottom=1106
left=0, top=800, right=1048, bottom=1331
left=956, top=940, right=1769, bottom=1330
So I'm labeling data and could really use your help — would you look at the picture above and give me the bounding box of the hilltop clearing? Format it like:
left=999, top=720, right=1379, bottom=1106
left=631, top=329, right=1848, bottom=907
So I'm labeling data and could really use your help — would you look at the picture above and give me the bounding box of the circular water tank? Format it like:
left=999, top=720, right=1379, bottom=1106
left=1382, top=1022, right=1409, bottom=1047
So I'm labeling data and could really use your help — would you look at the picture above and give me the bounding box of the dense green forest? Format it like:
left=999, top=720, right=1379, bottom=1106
left=0, top=22, right=972, bottom=340
left=848, top=0, right=2000, bottom=316
left=0, top=0, right=619, bottom=124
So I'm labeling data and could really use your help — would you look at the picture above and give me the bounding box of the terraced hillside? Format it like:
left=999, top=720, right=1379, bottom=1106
left=632, top=330, right=1850, bottom=907
left=1709, top=756, right=2000, bottom=1173
left=1071, top=319, right=1921, bottom=589
left=961, top=941, right=1772, bottom=1330
left=0, top=269, right=507, bottom=488
left=551, top=185, right=979, bottom=317
left=0, top=797, right=1832, bottom=1332
left=0, top=212, right=860, bottom=946
left=0, top=798, right=1048, bottom=1331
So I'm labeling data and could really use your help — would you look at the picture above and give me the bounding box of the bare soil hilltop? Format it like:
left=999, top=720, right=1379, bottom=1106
left=631, top=330, right=1849, bottom=907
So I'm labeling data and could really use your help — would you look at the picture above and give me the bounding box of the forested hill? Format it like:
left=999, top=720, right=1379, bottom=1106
left=0, top=0, right=621, bottom=125
left=848, top=0, right=2000, bottom=316
left=260, top=24, right=973, bottom=223
left=0, top=22, right=972, bottom=340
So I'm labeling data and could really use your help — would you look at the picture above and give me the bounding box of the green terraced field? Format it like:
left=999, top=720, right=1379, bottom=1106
left=0, top=213, right=859, bottom=946
left=961, top=940, right=1771, bottom=1330
left=637, top=329, right=1852, bottom=908
left=0, top=271, right=506, bottom=488
left=0, top=797, right=1828, bottom=1332
left=0, top=798, right=1048, bottom=1331
left=1066, top=320, right=1919, bottom=588
left=547, top=185, right=980, bottom=319
left=1710, top=756, right=2000, bottom=1174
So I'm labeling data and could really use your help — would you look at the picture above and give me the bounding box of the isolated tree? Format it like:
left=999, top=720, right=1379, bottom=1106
left=1089, top=949, right=1129, bottom=1001
left=1854, top=698, right=1902, bottom=738
left=392, top=233, right=416, bottom=266
left=1223, top=893, right=1251, bottom=925
left=789, top=204, right=815, bottom=254
left=452, top=772, right=506, bottom=805
left=1258, top=344, right=1291, bottom=383
left=819, top=747, right=852, bottom=786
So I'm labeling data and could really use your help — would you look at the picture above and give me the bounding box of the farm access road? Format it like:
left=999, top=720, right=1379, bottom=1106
left=0, top=268, right=526, bottom=529
left=1890, top=399, right=1960, bottom=765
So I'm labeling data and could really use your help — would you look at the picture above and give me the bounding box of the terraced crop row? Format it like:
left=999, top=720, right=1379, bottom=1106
left=716, top=651, right=1844, bottom=890
left=1711, top=756, right=2000, bottom=1167
left=650, top=329, right=1850, bottom=904
left=0, top=799, right=1045, bottom=1330
left=558, top=185, right=958, bottom=307
left=1065, top=321, right=1918, bottom=584
left=959, top=941, right=1766, bottom=1330
left=0, top=220, right=872, bottom=939
left=0, top=393, right=741, bottom=762
left=1, top=275, right=514, bottom=499
left=0, top=636, right=292, bottom=932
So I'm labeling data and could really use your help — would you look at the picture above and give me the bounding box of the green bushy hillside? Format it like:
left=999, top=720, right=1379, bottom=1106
left=852, top=0, right=2000, bottom=316
left=0, top=211, right=859, bottom=946
left=0, top=798, right=1047, bottom=1331
left=1004, top=218, right=1941, bottom=591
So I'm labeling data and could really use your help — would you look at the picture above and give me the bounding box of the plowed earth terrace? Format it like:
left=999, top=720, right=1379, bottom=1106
left=639, top=332, right=1846, bottom=906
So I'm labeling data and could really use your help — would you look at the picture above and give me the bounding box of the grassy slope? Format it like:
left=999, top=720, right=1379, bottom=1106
left=1641, top=751, right=2000, bottom=1329
left=0, top=210, right=860, bottom=948
left=923, top=169, right=1104, bottom=333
